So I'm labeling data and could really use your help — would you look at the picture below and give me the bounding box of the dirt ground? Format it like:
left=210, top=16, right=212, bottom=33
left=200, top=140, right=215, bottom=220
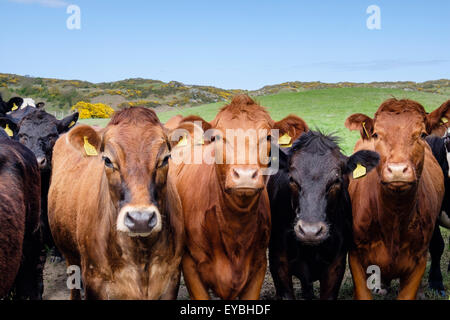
left=43, top=232, right=450, bottom=300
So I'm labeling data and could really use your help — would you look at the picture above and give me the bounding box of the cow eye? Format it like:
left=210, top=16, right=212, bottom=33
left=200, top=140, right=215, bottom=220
left=372, top=133, right=378, bottom=139
left=211, top=134, right=221, bottom=142
left=102, top=156, right=114, bottom=169
left=420, top=132, right=427, bottom=139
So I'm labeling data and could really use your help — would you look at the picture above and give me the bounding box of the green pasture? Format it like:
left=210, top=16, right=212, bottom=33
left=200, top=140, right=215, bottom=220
left=80, top=87, right=448, bottom=155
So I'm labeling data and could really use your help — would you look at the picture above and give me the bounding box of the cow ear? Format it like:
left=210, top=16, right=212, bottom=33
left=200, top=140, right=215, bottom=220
left=164, top=114, right=183, bottom=130
left=181, top=115, right=212, bottom=131
left=274, top=114, right=308, bottom=146
left=58, top=112, right=79, bottom=133
left=36, top=102, right=45, bottom=109
left=344, top=150, right=380, bottom=177
left=345, top=113, right=374, bottom=140
left=6, top=97, right=23, bottom=112
left=66, top=124, right=101, bottom=157
left=167, top=121, right=204, bottom=149
left=0, top=117, right=18, bottom=138
left=426, top=100, right=450, bottom=133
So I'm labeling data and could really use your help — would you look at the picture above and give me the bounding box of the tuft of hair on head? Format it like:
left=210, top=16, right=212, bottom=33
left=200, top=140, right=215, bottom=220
left=375, top=98, right=427, bottom=120
left=289, top=130, right=341, bottom=156
left=108, top=106, right=161, bottom=126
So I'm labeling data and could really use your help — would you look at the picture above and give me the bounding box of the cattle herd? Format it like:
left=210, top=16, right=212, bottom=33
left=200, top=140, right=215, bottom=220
left=0, top=93, right=449, bottom=300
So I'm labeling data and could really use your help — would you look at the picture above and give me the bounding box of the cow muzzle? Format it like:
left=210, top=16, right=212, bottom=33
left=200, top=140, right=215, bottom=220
left=381, top=162, right=416, bottom=189
left=294, top=220, right=329, bottom=245
left=225, top=166, right=264, bottom=196
left=116, top=205, right=161, bottom=237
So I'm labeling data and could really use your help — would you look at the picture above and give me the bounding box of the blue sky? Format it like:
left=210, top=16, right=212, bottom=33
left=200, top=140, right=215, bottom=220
left=0, top=0, right=449, bottom=89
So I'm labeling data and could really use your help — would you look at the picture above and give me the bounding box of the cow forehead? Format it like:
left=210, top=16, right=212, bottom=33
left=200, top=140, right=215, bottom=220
left=103, top=124, right=167, bottom=160
left=374, top=111, right=425, bottom=132
left=291, top=150, right=342, bottom=179
left=214, top=113, right=273, bottom=132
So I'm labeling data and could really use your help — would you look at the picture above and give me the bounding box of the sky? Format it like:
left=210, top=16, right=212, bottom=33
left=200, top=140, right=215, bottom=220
left=0, top=0, right=449, bottom=90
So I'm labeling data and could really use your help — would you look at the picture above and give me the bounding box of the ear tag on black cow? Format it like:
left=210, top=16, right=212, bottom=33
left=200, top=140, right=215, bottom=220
left=441, top=117, right=448, bottom=124
left=353, top=163, right=367, bottom=179
left=11, top=103, right=18, bottom=111
left=4, top=124, right=13, bottom=137
left=68, top=121, right=76, bottom=128
left=278, top=133, right=292, bottom=148
left=83, top=136, right=98, bottom=156
left=177, top=134, right=188, bottom=147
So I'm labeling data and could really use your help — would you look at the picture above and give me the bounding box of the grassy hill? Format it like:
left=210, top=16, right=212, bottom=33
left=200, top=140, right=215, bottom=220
left=82, top=87, right=449, bottom=155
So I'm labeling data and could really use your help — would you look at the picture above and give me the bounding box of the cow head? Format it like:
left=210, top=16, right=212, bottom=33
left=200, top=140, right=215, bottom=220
left=346, top=98, right=450, bottom=193
left=180, top=95, right=308, bottom=209
left=5, top=109, right=79, bottom=171
left=0, top=95, right=24, bottom=115
left=287, top=131, right=379, bottom=244
left=66, top=107, right=174, bottom=237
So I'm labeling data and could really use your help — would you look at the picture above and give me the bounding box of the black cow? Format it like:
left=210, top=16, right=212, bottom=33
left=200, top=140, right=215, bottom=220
left=0, top=108, right=79, bottom=258
left=0, top=134, right=44, bottom=299
left=0, top=94, right=23, bottom=115
left=268, top=131, right=379, bottom=299
left=426, top=134, right=450, bottom=296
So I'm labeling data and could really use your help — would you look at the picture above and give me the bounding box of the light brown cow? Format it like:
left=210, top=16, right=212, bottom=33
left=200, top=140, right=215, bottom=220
left=48, top=107, right=184, bottom=300
left=345, top=98, right=449, bottom=299
left=169, top=95, right=308, bottom=299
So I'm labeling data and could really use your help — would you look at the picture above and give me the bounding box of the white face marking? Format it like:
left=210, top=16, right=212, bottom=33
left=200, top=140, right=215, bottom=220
left=116, top=204, right=162, bottom=237
left=21, top=98, right=36, bottom=109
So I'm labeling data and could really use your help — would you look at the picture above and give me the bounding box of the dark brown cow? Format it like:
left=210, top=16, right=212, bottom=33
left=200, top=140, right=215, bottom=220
left=345, top=98, right=449, bottom=299
left=169, top=95, right=308, bottom=299
left=429, top=100, right=450, bottom=137
left=48, top=107, right=184, bottom=300
left=0, top=135, right=44, bottom=299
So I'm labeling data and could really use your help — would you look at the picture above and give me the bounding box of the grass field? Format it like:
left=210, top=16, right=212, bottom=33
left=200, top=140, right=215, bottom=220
left=80, top=87, right=448, bottom=155
left=79, top=87, right=450, bottom=299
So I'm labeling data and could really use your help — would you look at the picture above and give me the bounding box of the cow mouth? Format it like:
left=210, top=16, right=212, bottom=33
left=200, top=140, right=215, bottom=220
left=381, top=180, right=415, bottom=192
left=226, top=187, right=263, bottom=197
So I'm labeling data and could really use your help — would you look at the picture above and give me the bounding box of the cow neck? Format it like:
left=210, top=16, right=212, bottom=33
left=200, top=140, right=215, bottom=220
left=211, top=168, right=263, bottom=261
left=376, top=181, right=419, bottom=256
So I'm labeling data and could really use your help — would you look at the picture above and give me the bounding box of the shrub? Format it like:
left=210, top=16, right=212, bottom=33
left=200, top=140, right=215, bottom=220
left=71, top=101, right=114, bottom=119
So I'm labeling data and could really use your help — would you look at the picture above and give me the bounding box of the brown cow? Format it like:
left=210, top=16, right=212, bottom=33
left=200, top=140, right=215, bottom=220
left=429, top=100, right=450, bottom=137
left=169, top=95, right=308, bottom=299
left=0, top=135, right=44, bottom=299
left=345, top=98, right=449, bottom=299
left=48, top=107, right=184, bottom=300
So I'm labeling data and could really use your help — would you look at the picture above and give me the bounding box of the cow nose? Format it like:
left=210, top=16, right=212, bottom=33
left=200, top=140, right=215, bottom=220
left=231, top=167, right=259, bottom=186
left=124, top=210, right=158, bottom=234
left=295, top=220, right=328, bottom=243
left=384, top=162, right=414, bottom=182
left=36, top=157, right=47, bottom=168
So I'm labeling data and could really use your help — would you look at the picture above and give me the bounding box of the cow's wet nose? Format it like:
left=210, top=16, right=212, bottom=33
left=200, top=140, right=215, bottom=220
left=36, top=157, right=47, bottom=168
left=295, top=220, right=328, bottom=244
left=124, top=209, right=158, bottom=234
left=231, top=167, right=259, bottom=187
left=384, top=162, right=414, bottom=182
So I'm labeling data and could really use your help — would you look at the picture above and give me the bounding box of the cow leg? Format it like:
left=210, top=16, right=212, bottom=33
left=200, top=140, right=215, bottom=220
left=348, top=252, right=372, bottom=300
left=397, top=257, right=427, bottom=300
left=428, top=225, right=445, bottom=295
left=240, top=261, right=266, bottom=300
left=297, top=263, right=314, bottom=300
left=269, top=246, right=295, bottom=300
left=319, top=255, right=346, bottom=300
left=66, top=259, right=81, bottom=300
left=160, top=271, right=181, bottom=300
left=181, top=254, right=210, bottom=300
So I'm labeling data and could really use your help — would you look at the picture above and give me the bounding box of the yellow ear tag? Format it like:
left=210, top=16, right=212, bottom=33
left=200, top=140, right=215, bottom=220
left=11, top=103, right=18, bottom=111
left=4, top=124, right=13, bottom=137
left=68, top=121, right=76, bottom=128
left=177, top=135, right=188, bottom=147
left=441, top=117, right=448, bottom=124
left=353, top=163, right=367, bottom=179
left=83, top=136, right=98, bottom=156
left=278, top=133, right=292, bottom=147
